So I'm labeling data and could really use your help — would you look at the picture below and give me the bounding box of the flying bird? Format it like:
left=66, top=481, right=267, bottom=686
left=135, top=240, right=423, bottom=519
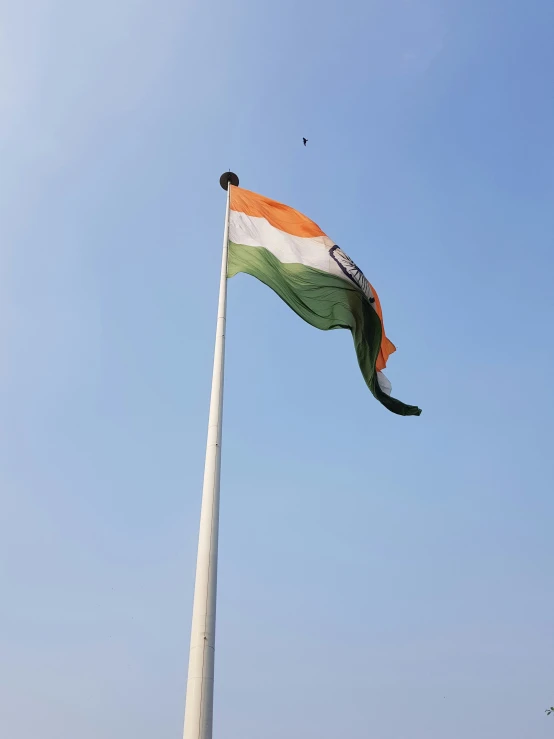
left=303, top=137, right=308, bottom=146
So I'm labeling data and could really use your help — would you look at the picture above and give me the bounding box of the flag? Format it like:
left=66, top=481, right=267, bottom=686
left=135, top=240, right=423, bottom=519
left=227, top=186, right=421, bottom=416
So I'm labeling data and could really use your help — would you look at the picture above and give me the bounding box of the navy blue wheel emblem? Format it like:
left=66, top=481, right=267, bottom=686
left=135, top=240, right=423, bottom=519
left=329, top=245, right=375, bottom=304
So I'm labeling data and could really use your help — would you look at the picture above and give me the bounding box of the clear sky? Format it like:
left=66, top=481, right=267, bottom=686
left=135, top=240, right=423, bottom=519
left=2, top=1, right=554, bottom=737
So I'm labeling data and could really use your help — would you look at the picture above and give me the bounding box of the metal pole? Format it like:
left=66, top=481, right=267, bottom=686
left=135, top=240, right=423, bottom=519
left=182, top=172, right=239, bottom=739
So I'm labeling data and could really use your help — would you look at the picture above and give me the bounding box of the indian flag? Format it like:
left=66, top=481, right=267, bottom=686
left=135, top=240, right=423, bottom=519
left=227, top=186, right=421, bottom=416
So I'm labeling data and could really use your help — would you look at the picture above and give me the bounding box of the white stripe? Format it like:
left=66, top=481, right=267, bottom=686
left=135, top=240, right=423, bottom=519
left=377, top=371, right=392, bottom=396
left=229, top=211, right=349, bottom=282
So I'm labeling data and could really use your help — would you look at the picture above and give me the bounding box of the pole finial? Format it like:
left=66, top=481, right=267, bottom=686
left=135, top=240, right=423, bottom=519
left=219, top=171, right=239, bottom=190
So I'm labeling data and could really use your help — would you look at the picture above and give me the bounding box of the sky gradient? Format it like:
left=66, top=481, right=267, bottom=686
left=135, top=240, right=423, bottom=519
left=2, top=1, right=554, bottom=737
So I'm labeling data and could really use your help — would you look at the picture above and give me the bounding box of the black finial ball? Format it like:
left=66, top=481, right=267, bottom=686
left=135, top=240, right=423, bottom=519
left=220, top=172, right=239, bottom=190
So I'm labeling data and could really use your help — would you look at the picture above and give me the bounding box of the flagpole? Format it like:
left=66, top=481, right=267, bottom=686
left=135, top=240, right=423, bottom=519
left=182, top=171, right=239, bottom=739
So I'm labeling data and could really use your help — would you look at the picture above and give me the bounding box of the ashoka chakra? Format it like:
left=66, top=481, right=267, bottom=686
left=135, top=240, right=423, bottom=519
left=329, top=246, right=375, bottom=304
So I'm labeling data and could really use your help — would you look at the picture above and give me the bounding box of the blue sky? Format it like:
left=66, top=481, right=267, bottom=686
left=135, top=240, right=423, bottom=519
left=2, top=0, right=554, bottom=737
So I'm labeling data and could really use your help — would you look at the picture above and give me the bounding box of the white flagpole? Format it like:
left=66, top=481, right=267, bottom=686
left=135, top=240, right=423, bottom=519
left=182, top=172, right=239, bottom=739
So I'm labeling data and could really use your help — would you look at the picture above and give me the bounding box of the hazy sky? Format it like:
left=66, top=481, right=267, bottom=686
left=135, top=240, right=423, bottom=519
left=2, top=1, right=554, bottom=737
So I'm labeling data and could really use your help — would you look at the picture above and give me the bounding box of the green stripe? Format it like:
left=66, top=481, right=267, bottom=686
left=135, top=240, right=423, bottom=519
left=228, top=243, right=421, bottom=416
